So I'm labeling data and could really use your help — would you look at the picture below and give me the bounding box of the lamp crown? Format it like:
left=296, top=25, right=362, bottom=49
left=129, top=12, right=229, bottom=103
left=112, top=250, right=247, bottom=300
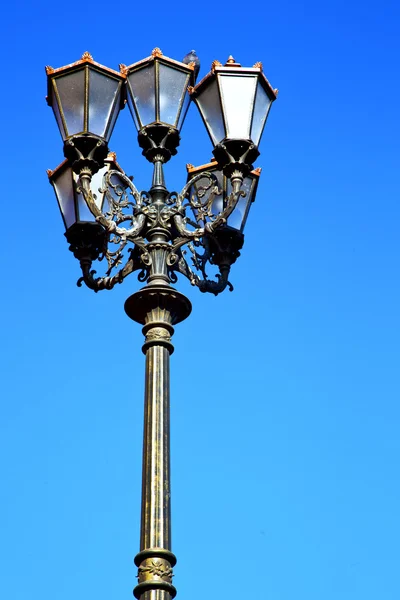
left=225, top=56, right=241, bottom=67
left=81, top=51, right=93, bottom=61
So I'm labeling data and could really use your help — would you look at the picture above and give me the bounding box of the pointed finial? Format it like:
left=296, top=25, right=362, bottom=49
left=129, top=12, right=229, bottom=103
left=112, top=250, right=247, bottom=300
left=82, top=51, right=93, bottom=61
left=151, top=48, right=163, bottom=57
left=225, top=56, right=241, bottom=67
left=119, top=63, right=128, bottom=75
left=45, top=65, right=54, bottom=74
left=253, top=167, right=262, bottom=176
left=107, top=152, right=117, bottom=161
left=253, top=61, right=263, bottom=70
left=186, top=163, right=195, bottom=171
left=46, top=169, right=53, bottom=177
left=274, top=88, right=279, bottom=96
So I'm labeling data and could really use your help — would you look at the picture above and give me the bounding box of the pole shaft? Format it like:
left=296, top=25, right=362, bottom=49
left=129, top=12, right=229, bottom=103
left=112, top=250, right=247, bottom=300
left=134, top=315, right=177, bottom=600
left=141, top=344, right=171, bottom=551
left=125, top=285, right=192, bottom=600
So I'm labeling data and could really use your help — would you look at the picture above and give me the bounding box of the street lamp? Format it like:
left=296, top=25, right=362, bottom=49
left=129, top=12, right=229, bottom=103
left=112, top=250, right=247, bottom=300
left=46, top=48, right=277, bottom=600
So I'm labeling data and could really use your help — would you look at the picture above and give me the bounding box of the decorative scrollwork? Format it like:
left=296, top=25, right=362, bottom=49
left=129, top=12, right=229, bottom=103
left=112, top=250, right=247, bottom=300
left=184, top=240, right=234, bottom=295
left=73, top=160, right=246, bottom=295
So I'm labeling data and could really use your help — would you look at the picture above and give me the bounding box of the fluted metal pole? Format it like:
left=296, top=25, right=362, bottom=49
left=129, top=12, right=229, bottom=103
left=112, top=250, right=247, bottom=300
left=125, top=286, right=191, bottom=600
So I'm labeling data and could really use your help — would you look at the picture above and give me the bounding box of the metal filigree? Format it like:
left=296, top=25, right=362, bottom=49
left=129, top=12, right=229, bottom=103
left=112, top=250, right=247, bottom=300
left=69, top=155, right=247, bottom=295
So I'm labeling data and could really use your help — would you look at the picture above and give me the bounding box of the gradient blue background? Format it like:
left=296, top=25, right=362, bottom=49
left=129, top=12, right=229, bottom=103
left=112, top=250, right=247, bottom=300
left=1, top=0, right=399, bottom=598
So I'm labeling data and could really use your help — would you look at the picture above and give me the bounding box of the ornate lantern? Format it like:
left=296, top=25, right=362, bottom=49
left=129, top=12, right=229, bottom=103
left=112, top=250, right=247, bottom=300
left=122, top=48, right=196, bottom=162
left=186, top=159, right=261, bottom=268
left=47, top=153, right=124, bottom=258
left=46, top=52, right=125, bottom=172
left=186, top=159, right=261, bottom=233
left=190, top=57, right=277, bottom=174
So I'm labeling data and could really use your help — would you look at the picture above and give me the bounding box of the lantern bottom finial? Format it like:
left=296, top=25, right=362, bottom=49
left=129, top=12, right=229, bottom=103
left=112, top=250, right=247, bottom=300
left=138, top=124, right=180, bottom=163
left=63, top=133, right=109, bottom=175
left=65, top=221, right=106, bottom=261
left=212, top=139, right=260, bottom=177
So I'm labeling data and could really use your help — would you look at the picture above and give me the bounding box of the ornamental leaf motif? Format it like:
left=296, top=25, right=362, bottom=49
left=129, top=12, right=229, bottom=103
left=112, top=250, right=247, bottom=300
left=137, top=560, right=173, bottom=580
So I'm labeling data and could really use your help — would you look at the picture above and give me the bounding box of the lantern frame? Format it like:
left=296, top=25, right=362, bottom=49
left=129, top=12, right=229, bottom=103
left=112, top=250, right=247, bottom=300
left=186, top=159, right=261, bottom=234
left=46, top=52, right=126, bottom=174
left=190, top=57, right=277, bottom=175
left=122, top=48, right=196, bottom=162
left=47, top=153, right=124, bottom=259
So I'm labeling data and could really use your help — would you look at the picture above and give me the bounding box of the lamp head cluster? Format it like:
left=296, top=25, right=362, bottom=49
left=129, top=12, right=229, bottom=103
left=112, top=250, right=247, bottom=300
left=46, top=49, right=277, bottom=295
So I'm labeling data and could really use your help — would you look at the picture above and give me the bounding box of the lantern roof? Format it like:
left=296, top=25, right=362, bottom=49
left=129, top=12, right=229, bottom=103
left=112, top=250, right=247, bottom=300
left=45, top=52, right=125, bottom=107
left=47, top=152, right=123, bottom=181
left=120, top=47, right=196, bottom=77
left=190, top=56, right=278, bottom=101
left=186, top=158, right=262, bottom=178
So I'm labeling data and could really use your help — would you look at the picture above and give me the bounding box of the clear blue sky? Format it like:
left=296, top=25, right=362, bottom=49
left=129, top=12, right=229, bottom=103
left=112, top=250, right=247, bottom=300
left=1, top=1, right=399, bottom=599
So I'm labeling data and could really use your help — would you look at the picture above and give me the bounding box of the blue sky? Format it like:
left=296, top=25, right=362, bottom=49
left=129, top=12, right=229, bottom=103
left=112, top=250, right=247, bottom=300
left=1, top=0, right=399, bottom=598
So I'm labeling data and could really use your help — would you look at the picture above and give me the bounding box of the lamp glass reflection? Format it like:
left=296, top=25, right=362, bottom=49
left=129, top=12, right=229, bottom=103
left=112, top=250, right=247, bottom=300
left=49, top=158, right=121, bottom=229
left=195, top=78, right=226, bottom=144
left=88, top=70, right=122, bottom=138
left=218, top=74, right=257, bottom=139
left=250, top=82, right=272, bottom=145
left=158, top=63, right=189, bottom=126
left=54, top=70, right=86, bottom=138
left=127, top=65, right=156, bottom=129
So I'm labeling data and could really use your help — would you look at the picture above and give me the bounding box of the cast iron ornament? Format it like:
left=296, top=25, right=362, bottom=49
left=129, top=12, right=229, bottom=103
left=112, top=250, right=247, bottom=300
left=72, top=158, right=247, bottom=296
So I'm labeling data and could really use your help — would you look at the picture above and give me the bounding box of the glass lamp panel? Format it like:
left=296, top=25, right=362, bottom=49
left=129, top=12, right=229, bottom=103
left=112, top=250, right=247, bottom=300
left=250, top=81, right=272, bottom=145
left=54, top=69, right=86, bottom=137
left=218, top=74, right=257, bottom=140
left=105, top=90, right=122, bottom=140
left=126, top=83, right=140, bottom=130
left=50, top=84, right=67, bottom=139
left=158, top=63, right=189, bottom=127
left=77, top=187, right=94, bottom=221
left=127, top=65, right=156, bottom=128
left=52, top=167, right=77, bottom=229
left=226, top=176, right=255, bottom=231
left=195, top=78, right=226, bottom=145
left=177, top=91, right=191, bottom=131
left=88, top=69, right=121, bottom=139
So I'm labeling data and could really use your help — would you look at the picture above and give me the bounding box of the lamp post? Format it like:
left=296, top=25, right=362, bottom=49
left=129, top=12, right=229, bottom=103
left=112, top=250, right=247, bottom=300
left=46, top=47, right=277, bottom=600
